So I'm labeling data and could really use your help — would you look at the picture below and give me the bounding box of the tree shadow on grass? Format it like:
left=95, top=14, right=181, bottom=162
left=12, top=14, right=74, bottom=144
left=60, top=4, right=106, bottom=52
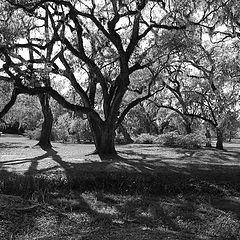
left=0, top=168, right=199, bottom=240
left=0, top=168, right=119, bottom=239
left=1, top=147, right=240, bottom=239
left=0, top=169, right=216, bottom=240
left=0, top=142, right=29, bottom=149
left=1, top=145, right=240, bottom=196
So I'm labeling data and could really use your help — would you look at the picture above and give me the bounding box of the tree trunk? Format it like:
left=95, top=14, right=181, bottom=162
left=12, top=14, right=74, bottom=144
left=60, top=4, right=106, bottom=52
left=119, top=124, right=134, bottom=144
left=205, top=128, right=212, bottom=147
left=37, top=93, right=53, bottom=150
left=216, top=127, right=224, bottom=150
left=151, top=121, right=159, bottom=135
left=182, top=115, right=192, bottom=134
left=184, top=122, right=192, bottom=134
left=228, top=131, right=232, bottom=142
left=88, top=116, right=116, bottom=157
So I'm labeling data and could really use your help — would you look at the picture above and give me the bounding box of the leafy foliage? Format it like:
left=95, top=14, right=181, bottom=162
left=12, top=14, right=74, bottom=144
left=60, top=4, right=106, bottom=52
left=69, top=118, right=93, bottom=143
left=134, top=133, right=157, bottom=144
left=134, top=132, right=204, bottom=149
left=156, top=132, right=204, bottom=149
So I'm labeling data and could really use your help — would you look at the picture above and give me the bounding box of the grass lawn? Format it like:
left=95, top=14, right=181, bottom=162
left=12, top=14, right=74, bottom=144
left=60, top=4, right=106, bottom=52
left=0, top=134, right=240, bottom=239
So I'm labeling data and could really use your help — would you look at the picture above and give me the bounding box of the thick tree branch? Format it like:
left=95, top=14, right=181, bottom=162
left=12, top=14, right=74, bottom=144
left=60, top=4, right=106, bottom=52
left=150, top=101, right=185, bottom=119
left=17, top=84, right=103, bottom=125
left=139, top=22, right=186, bottom=40
left=151, top=101, right=217, bottom=128
left=58, top=53, right=91, bottom=107
left=126, top=12, right=141, bottom=60
left=0, top=76, right=13, bottom=82
left=185, top=112, right=217, bottom=127
left=188, top=90, right=218, bottom=125
left=129, top=62, right=150, bottom=74
left=0, top=87, right=19, bottom=119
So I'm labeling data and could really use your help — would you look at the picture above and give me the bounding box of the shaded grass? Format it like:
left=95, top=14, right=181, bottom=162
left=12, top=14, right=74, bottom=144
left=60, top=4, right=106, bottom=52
left=1, top=136, right=240, bottom=239
left=0, top=167, right=240, bottom=239
left=1, top=180, right=240, bottom=239
left=1, top=167, right=239, bottom=198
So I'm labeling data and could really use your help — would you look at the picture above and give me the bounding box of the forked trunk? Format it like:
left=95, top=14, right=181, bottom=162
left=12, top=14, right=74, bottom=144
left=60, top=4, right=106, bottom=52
left=37, top=94, right=53, bottom=150
left=216, top=127, right=224, bottom=150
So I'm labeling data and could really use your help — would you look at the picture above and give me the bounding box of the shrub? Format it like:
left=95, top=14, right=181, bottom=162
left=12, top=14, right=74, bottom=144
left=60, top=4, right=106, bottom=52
left=156, top=132, right=204, bottom=149
left=52, top=127, right=70, bottom=142
left=24, top=128, right=41, bottom=140
left=46, top=113, right=73, bottom=142
left=115, top=134, right=126, bottom=144
left=156, top=132, right=178, bottom=147
left=69, top=119, right=93, bottom=143
left=134, top=133, right=157, bottom=144
left=24, top=127, right=62, bottom=142
left=179, top=133, right=205, bottom=149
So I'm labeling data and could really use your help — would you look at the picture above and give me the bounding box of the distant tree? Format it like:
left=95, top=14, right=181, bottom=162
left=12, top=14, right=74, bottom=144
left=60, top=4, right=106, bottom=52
left=182, top=41, right=240, bottom=149
left=223, top=111, right=240, bottom=142
left=124, top=103, right=159, bottom=136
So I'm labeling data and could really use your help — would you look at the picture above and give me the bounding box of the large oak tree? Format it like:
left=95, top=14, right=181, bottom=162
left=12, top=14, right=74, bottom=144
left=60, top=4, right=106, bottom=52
left=1, top=0, right=232, bottom=155
left=1, top=0, right=190, bottom=156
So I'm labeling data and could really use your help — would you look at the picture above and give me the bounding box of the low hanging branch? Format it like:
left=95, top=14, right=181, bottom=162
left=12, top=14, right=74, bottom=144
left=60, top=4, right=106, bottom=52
left=18, top=84, right=88, bottom=113
left=151, top=100, right=217, bottom=128
left=16, top=82, right=103, bottom=125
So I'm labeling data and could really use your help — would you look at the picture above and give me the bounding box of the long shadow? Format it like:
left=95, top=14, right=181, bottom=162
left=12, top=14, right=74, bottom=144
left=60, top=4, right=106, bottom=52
left=2, top=140, right=240, bottom=197
left=0, top=167, right=238, bottom=240
left=0, top=169, right=116, bottom=239
left=0, top=142, right=27, bottom=149
left=1, top=147, right=240, bottom=239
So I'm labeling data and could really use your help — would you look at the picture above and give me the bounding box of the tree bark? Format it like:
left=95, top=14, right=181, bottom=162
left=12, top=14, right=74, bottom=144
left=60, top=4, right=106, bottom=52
left=37, top=93, right=53, bottom=150
left=184, top=122, right=192, bottom=134
left=216, top=127, right=224, bottom=150
left=182, top=115, right=192, bottom=134
left=205, top=128, right=212, bottom=147
left=88, top=115, right=117, bottom=157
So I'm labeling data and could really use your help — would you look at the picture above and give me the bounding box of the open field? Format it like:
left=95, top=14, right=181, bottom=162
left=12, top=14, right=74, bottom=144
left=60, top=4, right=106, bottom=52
left=0, top=134, right=240, bottom=239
